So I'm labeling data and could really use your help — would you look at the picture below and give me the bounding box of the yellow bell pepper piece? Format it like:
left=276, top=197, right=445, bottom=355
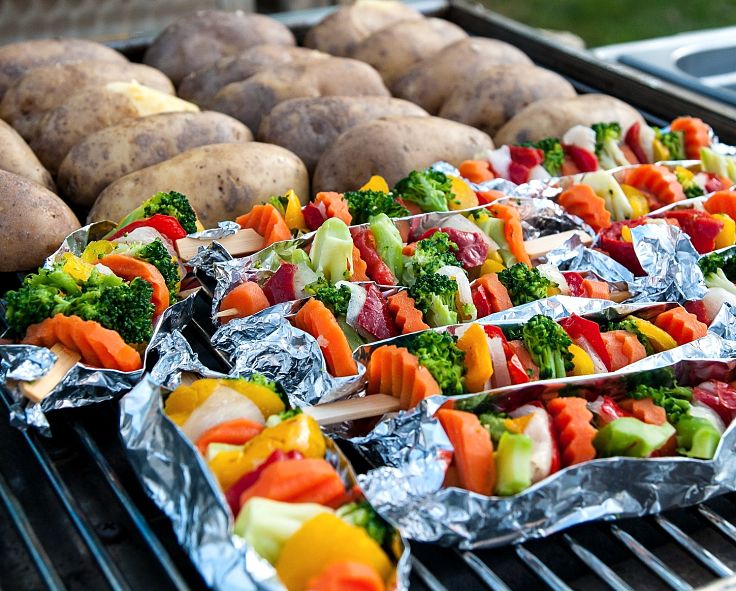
left=480, top=251, right=505, bottom=274
left=621, top=225, right=633, bottom=243
left=81, top=240, right=115, bottom=264
left=61, top=253, right=96, bottom=282
left=360, top=175, right=390, bottom=193
left=164, top=378, right=285, bottom=426
left=283, top=189, right=307, bottom=232
left=713, top=214, right=736, bottom=249
left=448, top=176, right=479, bottom=210
left=628, top=317, right=677, bottom=352
left=653, top=138, right=670, bottom=161
left=504, top=414, right=534, bottom=434
left=195, top=220, right=205, bottom=233
left=621, top=184, right=650, bottom=218
left=547, top=286, right=561, bottom=297
left=276, top=513, right=392, bottom=591
left=568, top=344, right=595, bottom=376
left=674, top=165, right=695, bottom=182
left=209, top=414, right=325, bottom=490
left=456, top=324, right=492, bottom=392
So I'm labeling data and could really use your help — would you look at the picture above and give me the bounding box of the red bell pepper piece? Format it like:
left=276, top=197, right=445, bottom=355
left=110, top=214, right=187, bottom=242
left=684, top=300, right=709, bottom=325
left=472, top=284, right=493, bottom=318
left=662, top=209, right=724, bottom=254
left=562, top=272, right=585, bottom=297
left=483, top=325, right=530, bottom=384
left=693, top=380, right=736, bottom=424
left=598, top=220, right=647, bottom=276
left=558, top=314, right=613, bottom=371
left=302, top=202, right=327, bottom=231
left=589, top=395, right=629, bottom=426
left=507, top=160, right=532, bottom=184
left=350, top=227, right=396, bottom=285
left=510, top=145, right=544, bottom=168
left=224, top=449, right=303, bottom=515
left=704, top=174, right=734, bottom=194
left=563, top=144, right=599, bottom=172
left=624, top=122, right=649, bottom=165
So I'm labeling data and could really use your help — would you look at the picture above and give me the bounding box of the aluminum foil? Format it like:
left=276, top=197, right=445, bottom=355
left=483, top=294, right=641, bottom=322
left=149, top=329, right=228, bottom=390
left=352, top=345, right=736, bottom=548
left=119, top=376, right=410, bottom=591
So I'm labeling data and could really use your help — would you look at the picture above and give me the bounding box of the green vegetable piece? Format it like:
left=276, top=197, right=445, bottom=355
left=675, top=415, right=721, bottom=459
left=405, top=330, right=465, bottom=396
left=593, top=417, right=675, bottom=458
left=521, top=314, right=573, bottom=380
left=369, top=213, right=404, bottom=281
left=535, top=137, right=565, bottom=177
left=394, top=169, right=452, bottom=212
left=479, top=412, right=509, bottom=446
left=343, top=190, right=409, bottom=224
left=336, top=501, right=390, bottom=546
left=654, top=128, right=685, bottom=161
left=494, top=431, right=533, bottom=496
left=402, top=231, right=459, bottom=286
left=113, top=191, right=197, bottom=235
left=304, top=278, right=352, bottom=317
left=408, top=272, right=459, bottom=327
left=309, top=217, right=353, bottom=283
left=469, top=213, right=516, bottom=266
left=498, top=263, right=554, bottom=306
left=629, top=382, right=692, bottom=423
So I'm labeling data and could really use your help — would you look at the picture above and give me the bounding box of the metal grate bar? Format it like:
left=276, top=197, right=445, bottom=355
left=563, top=533, right=634, bottom=591
left=655, top=515, right=735, bottom=578
left=72, top=423, right=190, bottom=591
left=515, top=545, right=574, bottom=591
left=610, top=525, right=693, bottom=591
left=0, top=471, right=67, bottom=590
left=699, top=505, right=736, bottom=545
left=457, top=550, right=512, bottom=591
left=411, top=556, right=450, bottom=591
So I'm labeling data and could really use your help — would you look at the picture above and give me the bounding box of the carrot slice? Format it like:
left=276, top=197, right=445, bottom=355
left=315, top=192, right=352, bottom=226
left=600, top=330, right=647, bottom=371
left=620, top=398, right=666, bottom=425
left=475, top=273, right=512, bottom=313
left=558, top=184, right=612, bottom=232
left=219, top=281, right=270, bottom=322
left=623, top=164, right=686, bottom=209
left=236, top=203, right=291, bottom=246
left=459, top=160, right=495, bottom=184
left=195, top=419, right=264, bottom=455
left=704, top=191, right=736, bottom=220
left=62, top=315, right=102, bottom=367
left=100, top=253, right=169, bottom=316
left=307, top=561, right=385, bottom=591
left=410, top=366, right=440, bottom=408
left=293, top=299, right=357, bottom=377
left=671, top=117, right=711, bottom=160
left=387, top=291, right=429, bottom=334
left=654, top=307, right=707, bottom=346
left=546, top=397, right=597, bottom=466
left=400, top=351, right=420, bottom=410
left=581, top=279, right=611, bottom=300
left=351, top=246, right=369, bottom=281
left=365, top=345, right=440, bottom=409
left=238, top=458, right=346, bottom=508
left=487, top=202, right=531, bottom=266
left=437, top=409, right=495, bottom=495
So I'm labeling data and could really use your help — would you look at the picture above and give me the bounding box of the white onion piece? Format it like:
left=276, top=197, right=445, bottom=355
left=691, top=402, right=726, bottom=434
left=638, top=124, right=656, bottom=163
left=437, top=265, right=476, bottom=321
left=181, top=386, right=265, bottom=443
left=440, top=215, right=497, bottom=250
left=487, top=145, right=511, bottom=179
left=703, top=288, right=736, bottom=325
left=563, top=125, right=596, bottom=154
left=338, top=281, right=367, bottom=328
left=292, top=265, right=320, bottom=299
left=574, top=336, right=608, bottom=374
left=535, top=263, right=569, bottom=296
left=114, top=226, right=176, bottom=257
left=528, top=165, right=551, bottom=180
left=93, top=263, right=115, bottom=276
left=487, top=336, right=510, bottom=388
left=509, top=405, right=553, bottom=482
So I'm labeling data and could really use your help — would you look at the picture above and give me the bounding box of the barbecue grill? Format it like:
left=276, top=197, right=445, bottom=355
left=3, top=1, right=736, bottom=589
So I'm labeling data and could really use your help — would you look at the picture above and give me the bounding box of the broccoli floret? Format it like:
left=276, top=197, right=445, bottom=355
left=591, top=122, right=629, bottom=169
left=247, top=372, right=278, bottom=393
left=535, top=137, right=565, bottom=176
left=478, top=412, right=509, bottom=446
left=115, top=239, right=181, bottom=298
left=521, top=315, right=573, bottom=379
left=402, top=232, right=459, bottom=286
left=406, top=330, right=465, bottom=395
left=699, top=251, right=726, bottom=278
left=498, top=263, right=554, bottom=306
left=630, top=382, right=692, bottom=423
left=674, top=169, right=705, bottom=199
left=336, top=501, right=390, bottom=545
left=408, top=272, right=459, bottom=327
left=654, top=128, right=685, bottom=161
left=343, top=190, right=409, bottom=224
left=592, top=122, right=622, bottom=153
left=114, top=191, right=197, bottom=234
left=701, top=266, right=736, bottom=297
left=394, top=169, right=452, bottom=213
left=304, top=278, right=352, bottom=317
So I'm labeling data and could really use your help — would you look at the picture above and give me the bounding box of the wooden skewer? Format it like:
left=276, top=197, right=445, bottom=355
left=215, top=308, right=240, bottom=319
left=303, top=394, right=401, bottom=426
left=18, top=343, right=81, bottom=403
left=176, top=228, right=265, bottom=262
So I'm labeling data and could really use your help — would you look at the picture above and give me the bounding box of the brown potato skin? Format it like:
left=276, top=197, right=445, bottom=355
left=0, top=62, right=174, bottom=141
left=0, top=170, right=80, bottom=272
left=89, top=143, right=309, bottom=228
left=58, top=111, right=253, bottom=207
left=30, top=87, right=141, bottom=175
left=211, top=57, right=389, bottom=134
left=438, top=65, right=577, bottom=137
left=144, top=11, right=295, bottom=85
left=304, top=2, right=423, bottom=57
left=313, top=116, right=494, bottom=193
left=258, top=96, right=428, bottom=175
left=0, top=120, right=55, bottom=192
left=350, top=18, right=467, bottom=87
left=178, top=45, right=327, bottom=108
left=392, top=38, right=532, bottom=114
left=494, top=94, right=646, bottom=145
left=0, top=38, right=127, bottom=100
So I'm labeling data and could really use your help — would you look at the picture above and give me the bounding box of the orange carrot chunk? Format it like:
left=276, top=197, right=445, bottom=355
left=315, top=192, right=352, bottom=226
left=195, top=419, right=264, bottom=455
left=293, top=299, right=357, bottom=377
left=100, top=253, right=170, bottom=316
left=236, top=203, right=292, bottom=246
left=437, top=409, right=496, bottom=495
left=624, top=164, right=686, bottom=209
left=475, top=273, right=513, bottom=313
left=488, top=202, right=531, bottom=266
left=600, top=330, right=647, bottom=371
left=620, top=398, right=666, bottom=425
left=704, top=191, right=736, bottom=220
left=654, top=307, right=707, bottom=346
left=671, top=117, right=712, bottom=160
left=351, top=247, right=370, bottom=281
left=387, top=291, right=429, bottom=334
left=219, top=281, right=270, bottom=322
left=366, top=345, right=440, bottom=409
left=307, top=561, right=386, bottom=591
left=547, top=397, right=597, bottom=466
left=581, top=279, right=611, bottom=300
left=459, top=160, right=495, bottom=184
left=558, top=184, right=612, bottom=232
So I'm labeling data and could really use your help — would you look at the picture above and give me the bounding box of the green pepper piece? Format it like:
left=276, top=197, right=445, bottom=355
left=593, top=417, right=675, bottom=458
left=369, top=213, right=404, bottom=281
left=676, top=415, right=721, bottom=460
left=494, top=431, right=533, bottom=496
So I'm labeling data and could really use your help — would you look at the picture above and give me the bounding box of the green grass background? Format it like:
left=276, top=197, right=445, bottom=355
left=485, top=0, right=736, bottom=47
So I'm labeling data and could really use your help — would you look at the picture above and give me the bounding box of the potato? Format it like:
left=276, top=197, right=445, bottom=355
left=31, top=82, right=199, bottom=174
left=259, top=96, right=428, bottom=175
left=350, top=18, right=467, bottom=87
left=58, top=111, right=252, bottom=207
left=210, top=57, right=389, bottom=134
left=304, top=1, right=423, bottom=57
left=0, top=38, right=127, bottom=100
left=0, top=61, right=175, bottom=141
left=313, top=116, right=493, bottom=193
left=144, top=11, right=295, bottom=85
left=494, top=94, right=646, bottom=145
left=0, top=170, right=80, bottom=272
left=89, top=143, right=308, bottom=228
left=0, top=120, right=55, bottom=192
left=392, top=38, right=532, bottom=114
left=178, top=45, right=327, bottom=107
left=438, top=65, right=576, bottom=137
